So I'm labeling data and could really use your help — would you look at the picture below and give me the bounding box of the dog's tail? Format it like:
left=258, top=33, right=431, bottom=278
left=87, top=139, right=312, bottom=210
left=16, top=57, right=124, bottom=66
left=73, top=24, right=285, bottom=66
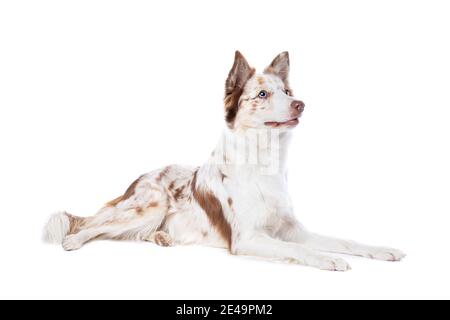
left=43, top=211, right=85, bottom=244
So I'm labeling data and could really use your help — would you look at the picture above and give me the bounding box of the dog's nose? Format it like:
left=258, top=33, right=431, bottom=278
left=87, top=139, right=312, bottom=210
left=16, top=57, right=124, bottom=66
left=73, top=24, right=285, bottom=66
left=291, top=100, right=305, bottom=113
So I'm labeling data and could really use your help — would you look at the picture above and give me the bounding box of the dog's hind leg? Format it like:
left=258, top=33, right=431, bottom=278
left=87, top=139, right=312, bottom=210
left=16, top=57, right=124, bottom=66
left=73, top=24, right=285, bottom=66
left=62, top=204, right=167, bottom=251
left=61, top=175, right=170, bottom=251
left=51, top=166, right=193, bottom=251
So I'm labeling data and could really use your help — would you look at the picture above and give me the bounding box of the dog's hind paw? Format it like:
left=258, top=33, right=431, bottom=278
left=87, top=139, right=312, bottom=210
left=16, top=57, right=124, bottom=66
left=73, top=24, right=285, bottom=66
left=145, top=231, right=173, bottom=247
left=62, top=234, right=84, bottom=251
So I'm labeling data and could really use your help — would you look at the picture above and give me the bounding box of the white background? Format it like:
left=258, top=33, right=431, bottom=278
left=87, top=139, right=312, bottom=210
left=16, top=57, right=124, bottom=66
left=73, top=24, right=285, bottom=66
left=1, top=0, right=449, bottom=299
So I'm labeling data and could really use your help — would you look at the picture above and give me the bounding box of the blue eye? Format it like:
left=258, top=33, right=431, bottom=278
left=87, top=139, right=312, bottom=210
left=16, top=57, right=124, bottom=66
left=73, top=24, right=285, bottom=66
left=258, top=90, right=267, bottom=98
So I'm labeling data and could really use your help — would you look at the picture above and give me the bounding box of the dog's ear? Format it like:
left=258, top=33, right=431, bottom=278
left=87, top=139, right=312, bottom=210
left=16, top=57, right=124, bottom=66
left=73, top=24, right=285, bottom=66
left=225, top=51, right=254, bottom=95
left=265, top=51, right=290, bottom=82
left=224, top=51, right=255, bottom=128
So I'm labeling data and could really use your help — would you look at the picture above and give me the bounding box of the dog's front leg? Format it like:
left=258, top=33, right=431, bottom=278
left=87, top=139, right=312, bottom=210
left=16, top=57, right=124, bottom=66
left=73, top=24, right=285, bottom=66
left=232, top=233, right=351, bottom=271
left=302, top=232, right=406, bottom=261
left=279, top=222, right=406, bottom=261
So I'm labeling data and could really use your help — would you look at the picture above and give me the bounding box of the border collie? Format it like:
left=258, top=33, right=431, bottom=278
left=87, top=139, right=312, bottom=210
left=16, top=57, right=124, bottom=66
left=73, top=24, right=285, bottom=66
left=44, top=51, right=405, bottom=271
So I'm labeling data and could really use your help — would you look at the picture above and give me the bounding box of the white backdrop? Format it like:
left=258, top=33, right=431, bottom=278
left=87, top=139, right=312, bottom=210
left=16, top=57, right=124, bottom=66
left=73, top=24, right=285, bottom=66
left=1, top=0, right=449, bottom=299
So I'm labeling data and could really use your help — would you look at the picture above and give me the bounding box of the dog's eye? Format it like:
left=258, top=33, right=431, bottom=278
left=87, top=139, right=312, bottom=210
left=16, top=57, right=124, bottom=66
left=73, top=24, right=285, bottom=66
left=258, top=90, right=267, bottom=98
left=284, top=89, right=290, bottom=95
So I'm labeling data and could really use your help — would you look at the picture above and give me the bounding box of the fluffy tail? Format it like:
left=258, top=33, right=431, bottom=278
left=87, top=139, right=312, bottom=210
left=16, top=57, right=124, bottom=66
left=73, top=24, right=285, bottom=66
left=43, top=211, right=84, bottom=244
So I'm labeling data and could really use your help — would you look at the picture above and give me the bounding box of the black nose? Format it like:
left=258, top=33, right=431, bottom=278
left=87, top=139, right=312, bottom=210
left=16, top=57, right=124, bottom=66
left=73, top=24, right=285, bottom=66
left=291, top=100, right=305, bottom=112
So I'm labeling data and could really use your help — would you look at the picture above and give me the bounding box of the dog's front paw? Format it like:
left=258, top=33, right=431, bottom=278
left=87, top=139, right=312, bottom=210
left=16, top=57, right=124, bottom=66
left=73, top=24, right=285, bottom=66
left=62, top=234, right=84, bottom=251
left=366, top=247, right=406, bottom=261
left=314, top=256, right=351, bottom=272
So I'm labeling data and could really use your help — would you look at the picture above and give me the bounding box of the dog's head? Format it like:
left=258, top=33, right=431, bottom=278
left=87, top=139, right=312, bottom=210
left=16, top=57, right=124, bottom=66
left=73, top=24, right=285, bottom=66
left=224, top=51, right=305, bottom=131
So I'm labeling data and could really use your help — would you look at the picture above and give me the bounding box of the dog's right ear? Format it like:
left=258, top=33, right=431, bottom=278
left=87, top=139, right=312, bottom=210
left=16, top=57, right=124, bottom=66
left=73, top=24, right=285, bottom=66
left=225, top=51, right=254, bottom=96
left=224, top=51, right=255, bottom=128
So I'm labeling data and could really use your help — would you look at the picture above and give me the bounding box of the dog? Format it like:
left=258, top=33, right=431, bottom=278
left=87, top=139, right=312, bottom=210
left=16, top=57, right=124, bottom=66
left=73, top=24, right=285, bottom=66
left=43, top=51, right=405, bottom=271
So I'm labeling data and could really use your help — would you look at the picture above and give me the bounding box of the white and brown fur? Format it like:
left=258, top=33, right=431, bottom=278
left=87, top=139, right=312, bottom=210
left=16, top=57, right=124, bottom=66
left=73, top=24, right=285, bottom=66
left=43, top=51, right=405, bottom=271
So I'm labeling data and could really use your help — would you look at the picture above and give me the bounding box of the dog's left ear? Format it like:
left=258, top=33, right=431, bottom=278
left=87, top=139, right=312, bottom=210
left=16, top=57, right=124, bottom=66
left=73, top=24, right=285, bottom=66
left=265, top=51, right=290, bottom=82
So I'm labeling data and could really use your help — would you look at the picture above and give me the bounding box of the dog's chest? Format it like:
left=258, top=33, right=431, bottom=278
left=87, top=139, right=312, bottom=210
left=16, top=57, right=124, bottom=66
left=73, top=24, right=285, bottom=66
left=225, top=169, right=291, bottom=227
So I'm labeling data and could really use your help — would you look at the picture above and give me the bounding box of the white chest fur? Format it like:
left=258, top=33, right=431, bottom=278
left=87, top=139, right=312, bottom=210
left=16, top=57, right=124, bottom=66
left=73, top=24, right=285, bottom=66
left=209, top=129, right=295, bottom=237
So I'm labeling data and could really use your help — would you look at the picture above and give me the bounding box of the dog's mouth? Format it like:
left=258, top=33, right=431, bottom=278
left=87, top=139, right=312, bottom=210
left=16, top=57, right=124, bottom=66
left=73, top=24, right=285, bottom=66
left=264, top=118, right=299, bottom=128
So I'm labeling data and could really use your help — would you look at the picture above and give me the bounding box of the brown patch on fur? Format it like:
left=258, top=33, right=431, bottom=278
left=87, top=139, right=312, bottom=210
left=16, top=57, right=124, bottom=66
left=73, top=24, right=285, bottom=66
left=66, top=213, right=85, bottom=235
left=191, top=171, right=232, bottom=250
left=156, top=166, right=170, bottom=182
left=123, top=176, right=141, bottom=199
left=224, top=87, right=244, bottom=127
left=105, top=195, right=123, bottom=207
left=135, top=207, right=143, bottom=215
left=173, top=187, right=184, bottom=201
left=227, top=197, right=233, bottom=207
left=106, top=175, right=143, bottom=207
left=147, top=201, right=159, bottom=208
left=256, top=76, right=265, bottom=85
left=167, top=179, right=186, bottom=201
